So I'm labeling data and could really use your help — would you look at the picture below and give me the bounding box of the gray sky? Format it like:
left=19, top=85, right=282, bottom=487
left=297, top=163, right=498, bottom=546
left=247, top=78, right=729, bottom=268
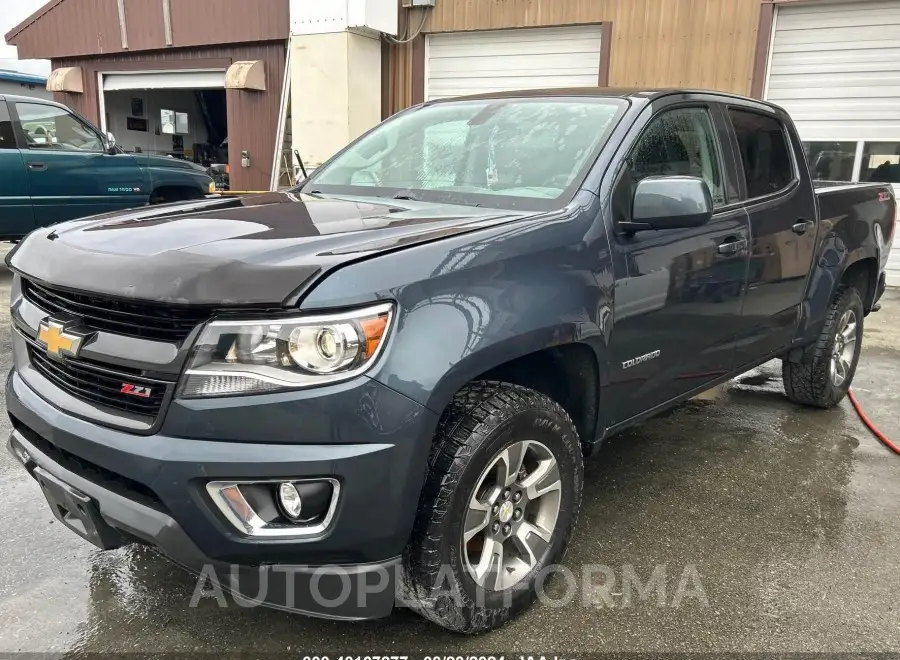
left=0, top=0, right=51, bottom=76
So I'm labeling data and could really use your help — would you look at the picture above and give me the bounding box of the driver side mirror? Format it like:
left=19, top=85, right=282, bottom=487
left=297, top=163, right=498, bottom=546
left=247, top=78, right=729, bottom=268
left=621, top=176, right=713, bottom=233
left=103, top=131, right=117, bottom=155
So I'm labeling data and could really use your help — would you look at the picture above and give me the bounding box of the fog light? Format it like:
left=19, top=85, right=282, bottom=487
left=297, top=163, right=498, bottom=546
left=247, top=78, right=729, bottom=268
left=277, top=482, right=303, bottom=520
left=206, top=478, right=339, bottom=537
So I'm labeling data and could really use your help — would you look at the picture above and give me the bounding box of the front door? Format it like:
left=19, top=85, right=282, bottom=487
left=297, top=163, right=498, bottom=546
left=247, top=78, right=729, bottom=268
left=606, top=103, right=751, bottom=424
left=0, top=100, right=34, bottom=238
left=11, top=101, right=146, bottom=227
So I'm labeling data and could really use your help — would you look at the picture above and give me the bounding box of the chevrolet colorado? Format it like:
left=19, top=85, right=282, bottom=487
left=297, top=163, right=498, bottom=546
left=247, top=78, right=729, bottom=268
left=5, top=89, right=894, bottom=633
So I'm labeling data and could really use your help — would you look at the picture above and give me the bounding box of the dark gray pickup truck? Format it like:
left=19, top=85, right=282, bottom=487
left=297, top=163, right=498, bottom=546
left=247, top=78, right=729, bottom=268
left=5, top=89, right=894, bottom=633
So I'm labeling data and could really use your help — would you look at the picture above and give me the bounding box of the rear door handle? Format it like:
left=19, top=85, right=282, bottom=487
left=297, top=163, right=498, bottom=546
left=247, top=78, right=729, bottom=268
left=27, top=162, right=47, bottom=171
left=717, top=238, right=747, bottom=255
left=792, top=220, right=814, bottom=235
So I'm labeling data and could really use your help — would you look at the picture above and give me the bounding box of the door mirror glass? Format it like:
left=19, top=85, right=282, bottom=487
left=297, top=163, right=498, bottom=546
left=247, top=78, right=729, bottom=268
left=631, top=176, right=713, bottom=230
left=104, top=131, right=117, bottom=154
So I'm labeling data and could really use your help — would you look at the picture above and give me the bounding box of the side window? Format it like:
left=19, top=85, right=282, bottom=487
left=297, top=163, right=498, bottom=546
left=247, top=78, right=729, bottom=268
left=0, top=103, right=15, bottom=149
left=728, top=109, right=794, bottom=198
left=803, top=141, right=855, bottom=182
left=15, top=102, right=102, bottom=152
left=630, top=107, right=726, bottom=207
left=859, top=142, right=900, bottom=184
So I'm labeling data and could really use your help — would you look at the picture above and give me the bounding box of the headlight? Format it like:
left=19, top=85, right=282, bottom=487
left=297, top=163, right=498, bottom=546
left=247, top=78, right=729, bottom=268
left=179, top=302, right=394, bottom=397
left=208, top=181, right=216, bottom=194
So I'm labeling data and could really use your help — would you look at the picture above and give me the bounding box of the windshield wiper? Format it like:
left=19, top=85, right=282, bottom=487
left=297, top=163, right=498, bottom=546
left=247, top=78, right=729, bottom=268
left=392, top=192, right=418, bottom=201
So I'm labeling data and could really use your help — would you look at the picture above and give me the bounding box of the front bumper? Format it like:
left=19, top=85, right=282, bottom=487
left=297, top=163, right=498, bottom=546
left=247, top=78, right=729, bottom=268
left=6, top=369, right=437, bottom=620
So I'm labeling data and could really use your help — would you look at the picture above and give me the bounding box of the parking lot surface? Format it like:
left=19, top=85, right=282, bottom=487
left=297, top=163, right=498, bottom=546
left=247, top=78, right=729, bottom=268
left=1, top=258, right=899, bottom=654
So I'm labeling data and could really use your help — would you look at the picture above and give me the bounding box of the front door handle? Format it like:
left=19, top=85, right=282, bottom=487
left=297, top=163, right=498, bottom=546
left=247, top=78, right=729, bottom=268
left=27, top=162, right=47, bottom=171
left=792, top=220, right=814, bottom=235
left=717, top=238, right=747, bottom=255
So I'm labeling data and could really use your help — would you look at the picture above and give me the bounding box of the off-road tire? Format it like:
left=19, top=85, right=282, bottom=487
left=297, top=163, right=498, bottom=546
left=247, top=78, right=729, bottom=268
left=400, top=381, right=583, bottom=634
left=782, top=286, right=864, bottom=408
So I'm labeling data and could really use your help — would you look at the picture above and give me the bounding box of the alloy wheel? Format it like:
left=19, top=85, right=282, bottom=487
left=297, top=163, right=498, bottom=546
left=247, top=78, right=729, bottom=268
left=461, top=440, right=562, bottom=591
left=830, top=308, right=858, bottom=387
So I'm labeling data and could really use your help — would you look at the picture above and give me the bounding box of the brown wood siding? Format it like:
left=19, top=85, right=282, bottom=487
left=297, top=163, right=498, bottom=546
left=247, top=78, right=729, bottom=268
left=9, top=0, right=289, bottom=59
left=123, top=0, right=168, bottom=52
left=169, top=0, right=289, bottom=49
left=385, top=0, right=763, bottom=115
left=11, top=0, right=121, bottom=59
left=51, top=42, right=287, bottom=191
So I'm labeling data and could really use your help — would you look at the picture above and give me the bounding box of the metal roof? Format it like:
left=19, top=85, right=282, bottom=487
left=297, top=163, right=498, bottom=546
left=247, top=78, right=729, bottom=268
left=0, top=70, right=48, bottom=85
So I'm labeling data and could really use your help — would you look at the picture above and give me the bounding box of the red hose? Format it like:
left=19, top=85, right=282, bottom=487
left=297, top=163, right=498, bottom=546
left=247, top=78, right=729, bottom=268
left=847, top=388, right=900, bottom=455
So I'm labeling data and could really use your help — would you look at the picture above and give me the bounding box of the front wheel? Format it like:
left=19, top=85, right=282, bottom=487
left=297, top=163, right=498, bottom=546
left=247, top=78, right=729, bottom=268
left=782, top=286, right=864, bottom=408
left=401, top=381, right=583, bottom=634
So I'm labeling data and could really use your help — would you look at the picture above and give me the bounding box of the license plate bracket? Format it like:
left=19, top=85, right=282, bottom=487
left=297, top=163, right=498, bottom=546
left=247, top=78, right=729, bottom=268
left=33, top=466, right=124, bottom=550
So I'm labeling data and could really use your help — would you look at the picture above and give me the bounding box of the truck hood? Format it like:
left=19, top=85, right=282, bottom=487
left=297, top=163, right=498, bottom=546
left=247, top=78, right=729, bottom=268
left=131, top=153, right=209, bottom=174
left=8, top=192, right=533, bottom=306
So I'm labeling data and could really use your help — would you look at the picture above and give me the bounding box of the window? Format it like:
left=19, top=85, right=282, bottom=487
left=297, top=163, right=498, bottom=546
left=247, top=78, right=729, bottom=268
left=306, top=98, right=626, bottom=210
left=0, top=103, right=15, bottom=149
left=860, top=142, right=900, bottom=184
left=630, top=107, right=726, bottom=206
left=728, top=109, right=794, bottom=199
left=15, top=102, right=102, bottom=152
left=804, top=141, right=855, bottom=182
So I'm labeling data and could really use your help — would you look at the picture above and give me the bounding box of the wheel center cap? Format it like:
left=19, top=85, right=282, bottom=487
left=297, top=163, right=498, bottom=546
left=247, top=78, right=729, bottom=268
left=498, top=500, right=514, bottom=523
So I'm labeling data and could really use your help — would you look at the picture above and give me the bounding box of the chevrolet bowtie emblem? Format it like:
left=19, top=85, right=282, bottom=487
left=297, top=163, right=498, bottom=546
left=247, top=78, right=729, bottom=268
left=37, top=319, right=89, bottom=360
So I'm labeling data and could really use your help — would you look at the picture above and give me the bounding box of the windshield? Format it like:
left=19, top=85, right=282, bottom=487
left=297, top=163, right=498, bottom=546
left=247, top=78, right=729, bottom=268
left=302, top=97, right=627, bottom=211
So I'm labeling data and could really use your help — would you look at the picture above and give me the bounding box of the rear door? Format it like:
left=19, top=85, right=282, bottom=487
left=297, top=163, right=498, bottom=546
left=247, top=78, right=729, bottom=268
left=606, top=99, right=751, bottom=423
left=725, top=106, right=818, bottom=367
left=0, top=99, right=35, bottom=238
left=11, top=101, right=146, bottom=227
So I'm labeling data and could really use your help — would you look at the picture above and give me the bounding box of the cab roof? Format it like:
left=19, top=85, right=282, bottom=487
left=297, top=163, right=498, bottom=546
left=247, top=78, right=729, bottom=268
left=427, top=87, right=780, bottom=110
left=0, top=93, right=64, bottom=106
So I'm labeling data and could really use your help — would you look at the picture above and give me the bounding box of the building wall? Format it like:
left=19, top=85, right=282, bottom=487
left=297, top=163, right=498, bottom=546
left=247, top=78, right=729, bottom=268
left=51, top=42, right=287, bottom=190
left=0, top=80, right=51, bottom=100
left=7, top=0, right=289, bottom=59
left=103, top=89, right=209, bottom=155
left=290, top=31, right=382, bottom=168
left=385, top=0, right=763, bottom=115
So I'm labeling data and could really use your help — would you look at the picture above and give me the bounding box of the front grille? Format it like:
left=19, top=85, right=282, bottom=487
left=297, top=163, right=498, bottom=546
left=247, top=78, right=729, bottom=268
left=27, top=342, right=168, bottom=418
left=22, top=278, right=210, bottom=343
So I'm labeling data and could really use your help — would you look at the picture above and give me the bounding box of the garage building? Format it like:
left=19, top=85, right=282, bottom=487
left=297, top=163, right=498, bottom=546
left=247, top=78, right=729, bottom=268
left=5, top=0, right=288, bottom=192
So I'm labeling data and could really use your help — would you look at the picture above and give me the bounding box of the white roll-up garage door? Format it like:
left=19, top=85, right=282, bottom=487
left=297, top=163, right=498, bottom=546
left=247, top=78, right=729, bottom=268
left=103, top=70, right=225, bottom=91
left=766, top=0, right=900, bottom=285
left=766, top=0, right=900, bottom=140
left=425, top=25, right=604, bottom=101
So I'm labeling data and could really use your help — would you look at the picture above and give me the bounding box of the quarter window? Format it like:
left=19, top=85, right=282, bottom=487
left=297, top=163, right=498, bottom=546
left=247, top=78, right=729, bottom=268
left=629, top=107, right=726, bottom=207
left=15, top=102, right=103, bottom=152
left=803, top=141, right=855, bottom=182
left=859, top=142, right=900, bottom=184
left=728, top=109, right=794, bottom=199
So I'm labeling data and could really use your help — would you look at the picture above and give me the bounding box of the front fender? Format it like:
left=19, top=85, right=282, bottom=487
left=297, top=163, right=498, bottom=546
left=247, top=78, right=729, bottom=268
left=300, top=197, right=613, bottom=417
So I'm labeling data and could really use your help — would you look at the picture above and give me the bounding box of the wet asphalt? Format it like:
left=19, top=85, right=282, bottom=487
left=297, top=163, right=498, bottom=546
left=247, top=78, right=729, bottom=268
left=0, top=256, right=898, bottom=654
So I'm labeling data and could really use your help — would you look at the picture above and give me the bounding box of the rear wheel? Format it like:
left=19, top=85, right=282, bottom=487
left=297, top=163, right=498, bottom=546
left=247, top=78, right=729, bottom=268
left=782, top=286, right=864, bottom=408
left=401, top=381, right=583, bottom=634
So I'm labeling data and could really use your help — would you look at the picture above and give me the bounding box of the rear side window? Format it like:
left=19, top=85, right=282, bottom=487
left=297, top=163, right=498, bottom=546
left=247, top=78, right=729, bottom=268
left=728, top=109, right=794, bottom=199
left=0, top=103, right=15, bottom=149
